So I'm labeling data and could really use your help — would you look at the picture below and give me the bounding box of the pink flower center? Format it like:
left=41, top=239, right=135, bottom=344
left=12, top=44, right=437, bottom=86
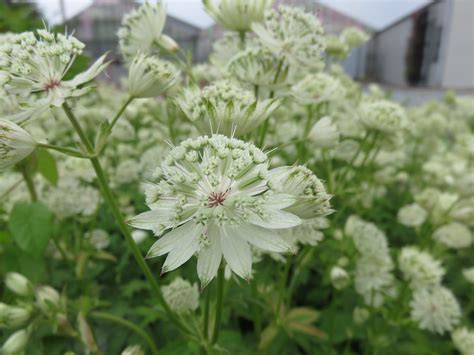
left=43, top=79, right=61, bottom=91
left=208, top=190, right=230, bottom=208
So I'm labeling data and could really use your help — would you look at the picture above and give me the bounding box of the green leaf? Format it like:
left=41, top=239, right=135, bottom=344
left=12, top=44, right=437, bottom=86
left=286, top=322, right=327, bottom=340
left=286, top=307, right=320, bottom=324
left=9, top=202, right=53, bottom=256
left=37, top=149, right=58, bottom=185
left=259, top=325, right=279, bottom=352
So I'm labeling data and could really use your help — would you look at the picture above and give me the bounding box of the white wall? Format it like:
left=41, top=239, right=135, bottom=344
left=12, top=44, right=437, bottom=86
left=442, top=0, right=474, bottom=88
left=372, top=19, right=413, bottom=86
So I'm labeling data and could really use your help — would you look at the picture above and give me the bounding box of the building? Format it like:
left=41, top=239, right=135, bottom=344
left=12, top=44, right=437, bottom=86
left=367, top=0, right=474, bottom=89
left=66, top=0, right=211, bottom=63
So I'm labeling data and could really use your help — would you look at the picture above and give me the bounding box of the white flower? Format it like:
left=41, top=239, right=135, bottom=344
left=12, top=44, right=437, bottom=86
left=398, top=247, right=445, bottom=289
left=330, top=266, right=350, bottom=290
left=128, top=135, right=306, bottom=285
left=227, top=48, right=285, bottom=88
left=279, top=218, right=327, bottom=249
left=353, top=307, right=370, bottom=325
left=463, top=267, right=474, bottom=283
left=324, top=34, right=349, bottom=59
left=340, top=27, right=369, bottom=48
left=267, top=166, right=332, bottom=219
left=1, top=328, right=30, bottom=355
left=0, top=30, right=108, bottom=123
left=88, top=229, right=110, bottom=250
left=0, top=119, right=37, bottom=170
left=162, top=277, right=199, bottom=314
left=410, top=286, right=461, bottom=334
left=122, top=345, right=145, bottom=355
left=292, top=73, right=345, bottom=105
left=203, top=0, right=273, bottom=32
left=397, top=203, right=428, bottom=227
left=345, top=215, right=390, bottom=257
left=0, top=303, right=32, bottom=328
left=131, top=230, right=148, bottom=245
left=252, top=6, right=325, bottom=68
left=452, top=327, right=474, bottom=355
left=128, top=54, right=180, bottom=98
left=359, top=99, right=407, bottom=133
left=118, top=2, right=178, bottom=62
left=176, top=81, right=280, bottom=137
left=4, top=272, right=33, bottom=297
left=309, top=116, right=340, bottom=148
left=432, top=222, right=472, bottom=249
left=35, top=286, right=62, bottom=314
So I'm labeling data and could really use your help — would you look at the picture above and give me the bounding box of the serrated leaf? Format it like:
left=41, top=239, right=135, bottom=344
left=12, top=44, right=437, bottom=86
left=286, top=307, right=320, bottom=324
left=9, top=202, right=53, bottom=256
left=37, top=149, right=58, bottom=185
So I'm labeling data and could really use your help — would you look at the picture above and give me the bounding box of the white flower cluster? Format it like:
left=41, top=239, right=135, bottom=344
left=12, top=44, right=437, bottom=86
left=398, top=247, right=445, bottom=289
left=177, top=80, right=280, bottom=137
left=129, top=135, right=329, bottom=285
left=345, top=216, right=395, bottom=307
left=252, top=6, right=325, bottom=68
left=162, top=277, right=200, bottom=314
left=359, top=99, right=407, bottom=134
left=292, top=73, right=346, bottom=105
left=432, top=222, right=472, bottom=249
left=397, top=203, right=427, bottom=227
left=452, top=327, right=474, bottom=355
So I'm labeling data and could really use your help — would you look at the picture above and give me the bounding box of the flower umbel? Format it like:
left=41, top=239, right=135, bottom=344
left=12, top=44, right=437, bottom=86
left=128, top=135, right=305, bottom=285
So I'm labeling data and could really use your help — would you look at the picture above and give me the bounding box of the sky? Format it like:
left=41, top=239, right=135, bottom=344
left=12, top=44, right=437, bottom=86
left=34, top=0, right=432, bottom=30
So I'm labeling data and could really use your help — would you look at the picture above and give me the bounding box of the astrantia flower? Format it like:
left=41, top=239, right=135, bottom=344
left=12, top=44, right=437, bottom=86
left=463, top=267, right=474, bottom=283
left=162, top=277, right=199, bottom=314
left=128, top=54, right=180, bottom=98
left=118, top=2, right=178, bottom=62
left=0, top=119, right=37, bottom=170
left=35, top=286, right=62, bottom=314
left=203, top=0, right=273, bottom=32
left=398, top=247, right=445, bottom=289
left=410, top=286, right=461, bottom=334
left=292, top=73, right=345, bottom=105
left=309, top=116, right=340, bottom=148
left=0, top=30, right=108, bottom=123
left=324, top=34, right=349, bottom=60
left=176, top=81, right=280, bottom=137
left=267, top=165, right=332, bottom=219
left=397, top=203, right=427, bottom=227
left=353, top=307, right=370, bottom=325
left=340, top=27, right=369, bottom=48
left=87, top=229, right=110, bottom=250
left=359, top=99, right=407, bottom=133
left=345, top=215, right=389, bottom=257
left=4, top=272, right=33, bottom=297
left=330, top=266, right=350, bottom=290
left=1, top=328, right=30, bottom=355
left=432, top=222, right=472, bottom=249
left=252, top=6, right=325, bottom=68
left=227, top=48, right=285, bottom=88
left=128, top=135, right=303, bottom=285
left=0, top=303, right=32, bottom=328
left=279, top=217, right=327, bottom=249
left=452, top=327, right=474, bottom=355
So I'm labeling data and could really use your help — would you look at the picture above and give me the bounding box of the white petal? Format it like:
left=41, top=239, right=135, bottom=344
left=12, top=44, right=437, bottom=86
left=197, top=228, right=222, bottom=287
left=160, top=223, right=204, bottom=273
left=146, top=222, right=201, bottom=258
left=65, top=54, right=109, bottom=87
left=220, top=226, right=252, bottom=280
left=264, top=193, right=296, bottom=209
left=127, top=209, right=173, bottom=230
left=249, top=209, right=302, bottom=229
left=239, top=223, right=292, bottom=253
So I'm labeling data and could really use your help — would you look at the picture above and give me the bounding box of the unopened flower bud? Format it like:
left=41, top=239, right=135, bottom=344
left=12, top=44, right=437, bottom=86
left=157, top=35, right=179, bottom=53
left=353, top=307, right=370, bottom=325
left=128, top=54, right=179, bottom=98
left=0, top=119, right=37, bottom=170
left=35, top=286, right=61, bottom=314
left=5, top=272, right=33, bottom=297
left=0, top=303, right=32, bottom=328
left=330, top=266, right=350, bottom=290
left=309, top=116, right=340, bottom=148
left=122, top=344, right=145, bottom=355
left=2, top=328, right=30, bottom=354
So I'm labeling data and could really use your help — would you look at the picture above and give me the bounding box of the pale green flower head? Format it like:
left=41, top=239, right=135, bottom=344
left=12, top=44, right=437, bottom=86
left=176, top=80, right=280, bottom=137
left=452, top=327, right=474, bottom=355
left=0, top=30, right=108, bottom=123
left=340, top=27, right=369, bottom=48
left=1, top=328, right=31, bottom=355
left=324, top=34, right=349, bottom=60
left=410, top=286, right=461, bottom=334
left=292, top=73, right=346, bottom=105
left=128, top=53, right=180, bottom=98
left=0, top=303, right=32, bottom=329
left=204, top=0, right=273, bottom=32
left=398, top=246, right=445, bottom=289
left=162, top=277, right=199, bottom=314
left=118, top=2, right=178, bottom=62
left=0, top=119, right=37, bottom=170
left=128, top=135, right=304, bottom=285
left=252, top=6, right=325, bottom=68
left=359, top=99, right=407, bottom=133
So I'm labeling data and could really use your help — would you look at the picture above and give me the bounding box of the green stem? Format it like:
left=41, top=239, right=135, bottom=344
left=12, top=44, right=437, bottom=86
left=38, top=143, right=88, bottom=159
left=90, top=311, right=159, bottom=355
left=336, top=131, right=371, bottom=188
left=21, top=165, right=37, bottom=201
left=62, top=102, right=192, bottom=338
left=251, top=281, right=262, bottom=339
left=203, top=286, right=211, bottom=341
left=107, top=96, right=134, bottom=136
left=275, top=255, right=292, bottom=322
left=238, top=31, right=246, bottom=49
left=211, top=266, right=225, bottom=345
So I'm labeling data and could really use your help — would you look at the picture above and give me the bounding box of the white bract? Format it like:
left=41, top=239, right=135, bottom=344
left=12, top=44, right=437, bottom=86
left=252, top=6, right=325, bottom=68
left=0, top=119, right=37, bottom=170
left=128, top=54, right=180, bottom=98
left=0, top=30, right=108, bottom=123
left=204, top=0, right=273, bottom=32
left=128, top=135, right=330, bottom=285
